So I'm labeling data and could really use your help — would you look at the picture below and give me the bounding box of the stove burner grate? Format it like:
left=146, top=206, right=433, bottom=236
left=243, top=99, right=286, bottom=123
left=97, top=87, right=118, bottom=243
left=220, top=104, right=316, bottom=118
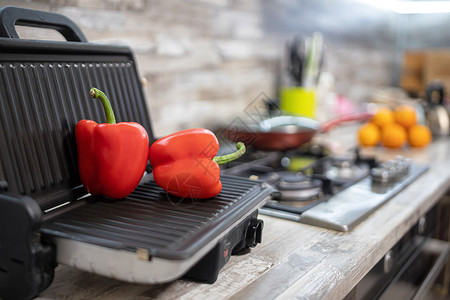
left=273, top=171, right=323, bottom=201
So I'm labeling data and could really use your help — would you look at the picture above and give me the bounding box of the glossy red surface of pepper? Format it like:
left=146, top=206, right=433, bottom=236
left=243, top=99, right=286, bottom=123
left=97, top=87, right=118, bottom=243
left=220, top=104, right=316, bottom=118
left=76, top=88, right=149, bottom=199
left=149, top=128, right=245, bottom=199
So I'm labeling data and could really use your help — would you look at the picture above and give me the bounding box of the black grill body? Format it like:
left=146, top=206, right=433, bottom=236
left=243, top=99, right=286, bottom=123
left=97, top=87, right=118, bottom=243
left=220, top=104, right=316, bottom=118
left=0, top=6, right=273, bottom=300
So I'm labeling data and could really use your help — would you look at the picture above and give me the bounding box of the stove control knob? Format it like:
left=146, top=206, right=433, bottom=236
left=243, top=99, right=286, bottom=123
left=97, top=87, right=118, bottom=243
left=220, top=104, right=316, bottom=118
left=245, top=219, right=264, bottom=248
left=380, top=160, right=400, bottom=180
left=370, top=167, right=393, bottom=183
left=394, top=155, right=411, bottom=176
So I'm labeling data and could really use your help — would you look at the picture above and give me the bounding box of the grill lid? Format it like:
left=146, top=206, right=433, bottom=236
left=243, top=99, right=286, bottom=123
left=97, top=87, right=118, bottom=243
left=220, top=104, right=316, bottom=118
left=0, top=38, right=153, bottom=210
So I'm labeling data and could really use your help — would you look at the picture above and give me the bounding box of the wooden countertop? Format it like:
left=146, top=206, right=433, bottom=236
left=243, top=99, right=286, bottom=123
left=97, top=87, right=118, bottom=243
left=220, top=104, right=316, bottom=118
left=38, top=128, right=450, bottom=300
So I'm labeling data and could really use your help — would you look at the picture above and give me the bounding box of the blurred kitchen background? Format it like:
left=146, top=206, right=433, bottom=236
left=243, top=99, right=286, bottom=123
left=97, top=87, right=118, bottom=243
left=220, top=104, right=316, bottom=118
left=4, top=0, right=450, bottom=137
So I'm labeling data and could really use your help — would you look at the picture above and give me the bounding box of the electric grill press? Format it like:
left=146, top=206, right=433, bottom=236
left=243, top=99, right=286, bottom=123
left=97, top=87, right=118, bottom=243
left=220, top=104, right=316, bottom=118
left=0, top=6, right=274, bottom=300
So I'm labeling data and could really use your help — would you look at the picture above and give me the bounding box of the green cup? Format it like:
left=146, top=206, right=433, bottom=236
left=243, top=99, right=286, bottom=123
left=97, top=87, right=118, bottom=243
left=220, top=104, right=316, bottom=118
left=280, top=87, right=316, bottom=118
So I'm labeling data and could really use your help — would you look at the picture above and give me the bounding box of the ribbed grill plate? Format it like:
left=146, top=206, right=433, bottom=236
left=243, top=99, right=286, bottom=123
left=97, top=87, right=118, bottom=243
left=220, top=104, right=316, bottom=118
left=42, top=175, right=272, bottom=259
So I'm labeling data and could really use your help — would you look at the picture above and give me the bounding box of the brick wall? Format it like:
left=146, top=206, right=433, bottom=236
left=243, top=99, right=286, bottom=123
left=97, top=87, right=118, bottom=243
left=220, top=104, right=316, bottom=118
left=2, top=0, right=396, bottom=137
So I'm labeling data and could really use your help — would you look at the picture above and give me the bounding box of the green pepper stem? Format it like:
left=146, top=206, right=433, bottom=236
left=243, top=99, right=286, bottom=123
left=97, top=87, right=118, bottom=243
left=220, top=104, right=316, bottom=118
left=90, top=87, right=116, bottom=124
left=213, top=142, right=246, bottom=165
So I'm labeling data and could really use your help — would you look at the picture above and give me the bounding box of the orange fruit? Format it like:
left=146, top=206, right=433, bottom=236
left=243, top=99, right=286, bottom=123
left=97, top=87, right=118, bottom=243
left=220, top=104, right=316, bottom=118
left=381, top=123, right=407, bottom=149
left=358, top=123, right=380, bottom=147
left=394, top=105, right=417, bottom=128
left=408, top=124, right=432, bottom=148
left=371, top=107, right=394, bottom=128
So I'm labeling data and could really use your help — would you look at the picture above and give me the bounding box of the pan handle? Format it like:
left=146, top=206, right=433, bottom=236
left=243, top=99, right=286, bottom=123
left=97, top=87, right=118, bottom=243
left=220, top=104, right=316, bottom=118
left=0, top=6, right=87, bottom=42
left=320, top=111, right=373, bottom=133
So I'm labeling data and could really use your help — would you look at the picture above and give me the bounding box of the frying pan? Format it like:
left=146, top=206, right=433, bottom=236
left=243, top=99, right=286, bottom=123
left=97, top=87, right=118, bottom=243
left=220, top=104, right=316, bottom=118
left=223, top=112, right=372, bottom=151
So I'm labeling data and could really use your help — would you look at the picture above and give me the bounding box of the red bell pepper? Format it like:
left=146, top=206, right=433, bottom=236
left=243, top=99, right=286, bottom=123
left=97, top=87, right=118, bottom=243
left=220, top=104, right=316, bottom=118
left=149, top=128, right=245, bottom=199
left=75, top=88, right=149, bottom=199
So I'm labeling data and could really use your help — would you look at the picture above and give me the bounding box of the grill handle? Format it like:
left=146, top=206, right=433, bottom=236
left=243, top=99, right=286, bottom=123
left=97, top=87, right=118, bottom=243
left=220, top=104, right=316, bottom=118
left=0, top=6, right=87, bottom=42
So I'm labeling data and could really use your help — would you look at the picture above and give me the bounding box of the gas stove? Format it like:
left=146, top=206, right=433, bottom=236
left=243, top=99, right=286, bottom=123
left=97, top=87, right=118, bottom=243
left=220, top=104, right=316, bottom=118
left=223, top=147, right=428, bottom=231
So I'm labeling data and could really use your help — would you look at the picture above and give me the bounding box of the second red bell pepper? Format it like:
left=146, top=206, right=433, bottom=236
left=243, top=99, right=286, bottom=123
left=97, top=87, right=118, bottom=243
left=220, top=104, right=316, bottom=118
left=149, top=128, right=245, bottom=199
left=75, top=88, right=149, bottom=199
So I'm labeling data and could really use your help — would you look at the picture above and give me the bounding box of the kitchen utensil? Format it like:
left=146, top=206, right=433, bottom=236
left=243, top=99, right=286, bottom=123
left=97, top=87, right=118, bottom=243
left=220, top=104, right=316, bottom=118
left=425, top=80, right=450, bottom=136
left=223, top=112, right=372, bottom=151
left=281, top=33, right=325, bottom=118
left=303, top=32, right=324, bottom=88
left=426, top=106, right=450, bottom=136
left=287, top=35, right=306, bottom=86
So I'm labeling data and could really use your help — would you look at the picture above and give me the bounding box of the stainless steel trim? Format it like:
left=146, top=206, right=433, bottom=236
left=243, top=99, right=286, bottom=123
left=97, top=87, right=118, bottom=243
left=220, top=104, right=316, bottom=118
left=298, top=163, right=428, bottom=231
left=412, top=239, right=450, bottom=300
left=258, top=207, right=302, bottom=222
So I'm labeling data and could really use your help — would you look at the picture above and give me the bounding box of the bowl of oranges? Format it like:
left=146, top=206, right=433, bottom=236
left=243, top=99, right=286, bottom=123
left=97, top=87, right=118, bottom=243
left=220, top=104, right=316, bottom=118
left=358, top=105, right=432, bottom=148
